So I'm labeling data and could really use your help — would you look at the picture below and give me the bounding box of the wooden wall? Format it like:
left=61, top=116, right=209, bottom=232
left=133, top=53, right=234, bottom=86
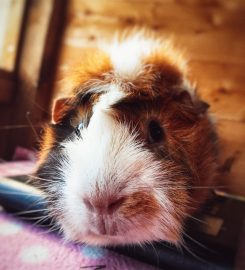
left=0, top=0, right=67, bottom=159
left=53, top=0, right=245, bottom=196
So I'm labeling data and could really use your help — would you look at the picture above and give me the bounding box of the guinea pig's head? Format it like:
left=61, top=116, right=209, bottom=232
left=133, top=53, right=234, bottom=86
left=35, top=33, right=217, bottom=246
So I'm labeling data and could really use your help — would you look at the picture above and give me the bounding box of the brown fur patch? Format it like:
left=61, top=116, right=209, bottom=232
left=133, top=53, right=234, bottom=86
left=62, top=48, right=112, bottom=96
left=144, top=51, right=183, bottom=89
left=120, top=191, right=160, bottom=219
left=112, top=90, right=217, bottom=214
left=117, top=44, right=185, bottom=98
left=37, top=126, right=55, bottom=165
left=58, top=38, right=185, bottom=100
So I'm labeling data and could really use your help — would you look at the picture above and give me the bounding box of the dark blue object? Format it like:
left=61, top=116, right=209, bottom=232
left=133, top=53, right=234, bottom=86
left=0, top=177, right=51, bottom=224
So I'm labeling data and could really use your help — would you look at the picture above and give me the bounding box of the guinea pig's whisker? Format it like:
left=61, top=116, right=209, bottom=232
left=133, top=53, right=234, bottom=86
left=25, top=112, right=40, bottom=140
left=34, top=183, right=57, bottom=189
left=162, top=185, right=227, bottom=190
left=32, top=101, right=51, bottom=115
left=180, top=240, right=207, bottom=263
left=16, top=215, right=50, bottom=223
left=183, top=231, right=214, bottom=253
left=184, top=213, right=207, bottom=225
left=147, top=241, right=159, bottom=262
left=26, top=197, right=49, bottom=208
left=46, top=225, right=60, bottom=234
left=38, top=223, right=60, bottom=235
left=34, top=224, right=52, bottom=229
left=189, top=185, right=227, bottom=189
left=175, top=242, right=184, bottom=255
left=49, top=208, right=63, bottom=215
left=31, top=220, right=58, bottom=234
left=29, top=179, right=62, bottom=189
left=56, top=225, right=64, bottom=236
left=28, top=175, right=55, bottom=182
left=14, top=208, right=49, bottom=216
left=32, top=216, right=52, bottom=227
left=32, top=198, right=51, bottom=205
left=0, top=124, right=41, bottom=130
left=0, top=190, right=39, bottom=196
left=157, top=241, right=177, bottom=252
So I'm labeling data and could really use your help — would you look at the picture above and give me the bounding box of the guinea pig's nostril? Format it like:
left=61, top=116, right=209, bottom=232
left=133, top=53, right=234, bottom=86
left=107, top=197, right=125, bottom=214
left=84, top=197, right=125, bottom=214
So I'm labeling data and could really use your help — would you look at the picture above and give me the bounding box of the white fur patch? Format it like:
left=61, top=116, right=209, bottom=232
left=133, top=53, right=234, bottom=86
left=102, top=32, right=187, bottom=81
left=57, top=88, right=178, bottom=245
left=106, top=34, right=159, bottom=79
left=92, top=84, right=124, bottom=113
left=62, top=107, right=162, bottom=201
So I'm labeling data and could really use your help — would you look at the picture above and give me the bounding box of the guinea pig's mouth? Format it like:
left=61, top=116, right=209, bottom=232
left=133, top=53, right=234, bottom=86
left=58, top=190, right=183, bottom=246
left=87, top=219, right=120, bottom=237
left=85, top=231, right=129, bottom=246
left=73, top=228, right=180, bottom=247
left=60, top=216, right=181, bottom=247
left=73, top=230, right=151, bottom=246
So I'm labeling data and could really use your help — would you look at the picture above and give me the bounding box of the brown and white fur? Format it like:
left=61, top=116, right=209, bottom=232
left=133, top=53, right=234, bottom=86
left=35, top=32, right=218, bottom=247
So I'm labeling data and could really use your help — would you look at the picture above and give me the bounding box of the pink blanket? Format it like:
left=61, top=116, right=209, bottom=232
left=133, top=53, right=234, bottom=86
left=0, top=213, right=158, bottom=270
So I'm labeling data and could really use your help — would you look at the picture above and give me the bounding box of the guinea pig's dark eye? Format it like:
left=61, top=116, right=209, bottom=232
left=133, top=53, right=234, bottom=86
left=75, top=122, right=84, bottom=138
left=148, top=120, right=165, bottom=143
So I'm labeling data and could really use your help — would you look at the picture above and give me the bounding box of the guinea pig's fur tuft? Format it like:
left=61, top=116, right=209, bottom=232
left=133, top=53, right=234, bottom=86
left=35, top=31, right=218, bottom=246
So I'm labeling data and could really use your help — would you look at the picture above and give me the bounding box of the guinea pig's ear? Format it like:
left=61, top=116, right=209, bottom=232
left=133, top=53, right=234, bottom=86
left=173, top=89, right=210, bottom=115
left=52, top=97, right=73, bottom=124
left=195, top=100, right=210, bottom=115
left=173, top=89, right=194, bottom=107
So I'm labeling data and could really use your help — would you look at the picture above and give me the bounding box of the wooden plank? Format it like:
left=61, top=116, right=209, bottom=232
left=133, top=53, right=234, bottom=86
left=58, top=23, right=245, bottom=64
left=0, top=69, right=16, bottom=157
left=216, top=120, right=245, bottom=196
left=4, top=0, right=54, bottom=159
left=33, top=0, right=68, bottom=123
left=189, top=61, right=245, bottom=122
left=71, top=0, right=245, bottom=31
left=63, top=0, right=245, bottom=64
left=0, top=106, right=14, bottom=160
left=17, top=0, right=53, bottom=86
left=4, top=0, right=67, bottom=159
left=0, top=0, right=26, bottom=71
left=0, top=70, right=16, bottom=104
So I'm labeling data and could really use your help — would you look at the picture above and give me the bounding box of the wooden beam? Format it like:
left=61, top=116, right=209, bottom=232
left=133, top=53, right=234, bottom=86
left=0, top=0, right=26, bottom=71
left=5, top=0, right=67, bottom=159
left=217, top=120, right=245, bottom=196
left=0, top=69, right=16, bottom=104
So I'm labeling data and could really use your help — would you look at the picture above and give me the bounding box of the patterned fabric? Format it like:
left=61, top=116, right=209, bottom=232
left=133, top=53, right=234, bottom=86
left=0, top=161, right=36, bottom=177
left=0, top=213, right=158, bottom=270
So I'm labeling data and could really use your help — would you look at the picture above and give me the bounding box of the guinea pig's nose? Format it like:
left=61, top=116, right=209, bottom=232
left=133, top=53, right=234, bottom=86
left=83, top=197, right=125, bottom=214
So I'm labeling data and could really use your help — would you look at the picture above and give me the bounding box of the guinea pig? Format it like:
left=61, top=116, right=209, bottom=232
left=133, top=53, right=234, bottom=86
left=35, top=32, right=218, bottom=246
